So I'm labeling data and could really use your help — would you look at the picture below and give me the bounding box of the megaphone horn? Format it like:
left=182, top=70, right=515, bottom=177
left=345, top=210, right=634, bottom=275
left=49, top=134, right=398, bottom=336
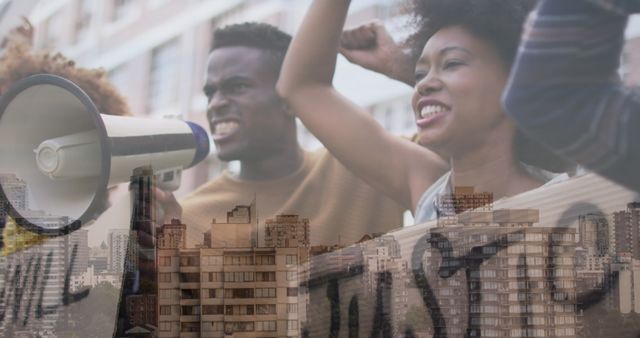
left=0, top=74, right=210, bottom=236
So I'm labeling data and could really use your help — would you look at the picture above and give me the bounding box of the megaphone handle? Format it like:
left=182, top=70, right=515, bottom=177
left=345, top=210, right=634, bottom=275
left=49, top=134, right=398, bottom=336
left=155, top=167, right=181, bottom=191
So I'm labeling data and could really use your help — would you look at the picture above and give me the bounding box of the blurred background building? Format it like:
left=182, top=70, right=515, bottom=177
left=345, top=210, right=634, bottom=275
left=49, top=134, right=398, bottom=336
left=22, top=0, right=417, bottom=199
left=2, top=0, right=640, bottom=205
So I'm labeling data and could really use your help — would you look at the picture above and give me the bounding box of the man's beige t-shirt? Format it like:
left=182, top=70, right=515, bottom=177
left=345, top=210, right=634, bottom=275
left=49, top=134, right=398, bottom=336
left=180, top=149, right=405, bottom=247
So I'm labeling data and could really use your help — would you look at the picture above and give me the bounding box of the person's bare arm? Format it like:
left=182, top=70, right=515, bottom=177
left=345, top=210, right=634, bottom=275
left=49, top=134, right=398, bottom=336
left=277, top=0, right=447, bottom=210
left=339, top=21, right=415, bottom=87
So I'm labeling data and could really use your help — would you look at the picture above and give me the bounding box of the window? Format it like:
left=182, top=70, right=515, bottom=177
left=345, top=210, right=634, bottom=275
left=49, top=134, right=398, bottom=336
left=224, top=288, right=254, bottom=299
left=159, top=289, right=171, bottom=299
left=159, top=256, right=171, bottom=266
left=256, top=304, right=277, bottom=314
left=256, top=271, right=276, bottom=281
left=180, top=255, right=199, bottom=266
left=526, top=233, right=543, bottom=242
left=203, top=272, right=222, bottom=282
left=180, top=289, right=199, bottom=299
left=286, top=271, right=297, bottom=281
left=203, top=255, right=223, bottom=265
left=507, top=233, right=524, bottom=242
left=75, top=0, right=94, bottom=42
left=288, top=320, right=298, bottom=330
left=148, top=39, right=179, bottom=114
left=180, top=322, right=200, bottom=333
left=286, top=255, right=298, bottom=265
left=159, top=305, right=171, bottom=315
left=207, top=288, right=222, bottom=298
left=112, top=0, right=135, bottom=21
left=159, top=273, right=171, bottom=283
left=256, top=255, right=275, bottom=265
left=179, top=272, right=200, bottom=283
left=159, top=322, right=171, bottom=331
left=482, top=246, right=497, bottom=254
left=225, top=322, right=254, bottom=332
left=202, top=305, right=224, bottom=315
left=255, top=288, right=276, bottom=298
left=224, top=271, right=254, bottom=282
left=287, top=303, right=298, bottom=314
left=225, top=305, right=254, bottom=315
left=203, top=321, right=224, bottom=332
left=181, top=305, right=200, bottom=315
left=255, top=320, right=277, bottom=332
left=224, top=255, right=253, bottom=265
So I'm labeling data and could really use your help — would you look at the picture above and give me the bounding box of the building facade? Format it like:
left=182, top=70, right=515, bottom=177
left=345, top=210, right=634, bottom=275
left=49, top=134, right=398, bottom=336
left=156, top=207, right=309, bottom=337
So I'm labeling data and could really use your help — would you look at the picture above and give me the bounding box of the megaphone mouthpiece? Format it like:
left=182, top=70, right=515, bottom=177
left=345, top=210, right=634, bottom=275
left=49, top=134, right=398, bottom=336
left=34, top=130, right=101, bottom=179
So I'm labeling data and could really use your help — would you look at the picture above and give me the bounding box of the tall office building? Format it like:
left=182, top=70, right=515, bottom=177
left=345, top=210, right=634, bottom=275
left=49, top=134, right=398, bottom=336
left=613, top=203, right=640, bottom=261
left=0, top=174, right=28, bottom=220
left=578, top=213, right=611, bottom=257
left=156, top=205, right=309, bottom=337
left=108, top=229, right=138, bottom=274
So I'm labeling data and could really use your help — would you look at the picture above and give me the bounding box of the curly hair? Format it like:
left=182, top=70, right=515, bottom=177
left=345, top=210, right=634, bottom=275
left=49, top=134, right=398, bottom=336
left=0, top=41, right=132, bottom=117
left=407, top=0, right=535, bottom=66
left=406, top=0, right=573, bottom=173
left=211, top=22, right=292, bottom=75
left=0, top=40, right=133, bottom=218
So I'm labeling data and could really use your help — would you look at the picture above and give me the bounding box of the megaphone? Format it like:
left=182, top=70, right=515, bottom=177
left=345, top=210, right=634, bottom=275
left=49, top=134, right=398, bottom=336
left=0, top=74, right=210, bottom=236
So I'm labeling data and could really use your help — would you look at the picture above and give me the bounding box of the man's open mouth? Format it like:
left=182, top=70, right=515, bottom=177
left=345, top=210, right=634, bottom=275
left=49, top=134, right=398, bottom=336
left=212, top=120, right=240, bottom=141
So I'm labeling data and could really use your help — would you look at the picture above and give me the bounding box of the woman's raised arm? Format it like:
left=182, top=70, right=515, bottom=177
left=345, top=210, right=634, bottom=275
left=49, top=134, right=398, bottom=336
left=277, top=0, right=447, bottom=210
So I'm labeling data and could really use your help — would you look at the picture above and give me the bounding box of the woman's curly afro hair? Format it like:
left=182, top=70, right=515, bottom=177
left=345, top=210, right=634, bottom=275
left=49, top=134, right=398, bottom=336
left=407, top=0, right=536, bottom=67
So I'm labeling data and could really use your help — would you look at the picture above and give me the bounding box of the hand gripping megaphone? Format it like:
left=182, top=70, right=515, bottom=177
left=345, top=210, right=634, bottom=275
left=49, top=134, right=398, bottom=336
left=0, top=74, right=210, bottom=235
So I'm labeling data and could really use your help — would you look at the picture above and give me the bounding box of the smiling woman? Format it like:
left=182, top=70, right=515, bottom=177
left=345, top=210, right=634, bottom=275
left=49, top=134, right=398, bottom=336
left=277, top=0, right=572, bottom=224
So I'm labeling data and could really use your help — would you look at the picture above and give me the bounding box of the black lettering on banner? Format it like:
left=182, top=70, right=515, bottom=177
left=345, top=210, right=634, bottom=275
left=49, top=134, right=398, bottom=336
left=17, top=256, right=35, bottom=325
left=410, top=232, right=446, bottom=337
left=327, top=278, right=340, bottom=338
left=10, top=261, right=23, bottom=323
left=370, top=271, right=393, bottom=338
left=45, top=243, right=90, bottom=314
left=306, top=201, right=634, bottom=337
left=407, top=202, right=620, bottom=338
left=348, top=295, right=359, bottom=338
left=35, top=251, right=53, bottom=319
left=62, top=244, right=90, bottom=306
left=22, top=255, right=42, bottom=326
left=0, top=243, right=90, bottom=328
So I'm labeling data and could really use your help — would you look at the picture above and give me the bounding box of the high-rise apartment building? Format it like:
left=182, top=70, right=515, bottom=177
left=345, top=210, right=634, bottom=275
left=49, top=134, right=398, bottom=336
left=156, top=206, right=309, bottom=337
left=578, top=213, right=611, bottom=257
left=613, top=203, right=640, bottom=261
left=424, top=209, right=580, bottom=338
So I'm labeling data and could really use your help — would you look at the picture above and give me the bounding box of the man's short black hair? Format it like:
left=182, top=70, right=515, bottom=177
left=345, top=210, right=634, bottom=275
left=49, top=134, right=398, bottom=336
left=211, top=22, right=292, bottom=74
left=407, top=0, right=535, bottom=67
